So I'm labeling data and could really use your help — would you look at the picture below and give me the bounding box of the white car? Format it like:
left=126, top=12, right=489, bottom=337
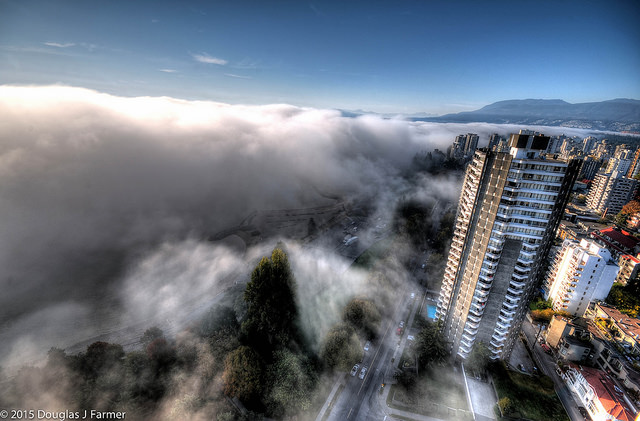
left=399, top=321, right=405, bottom=328
left=407, top=335, right=415, bottom=341
left=359, top=366, right=367, bottom=379
left=411, top=292, right=416, bottom=299
left=364, top=341, right=371, bottom=351
left=350, top=364, right=360, bottom=376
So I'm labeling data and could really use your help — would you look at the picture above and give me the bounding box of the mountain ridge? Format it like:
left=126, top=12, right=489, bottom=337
left=418, top=98, right=640, bottom=132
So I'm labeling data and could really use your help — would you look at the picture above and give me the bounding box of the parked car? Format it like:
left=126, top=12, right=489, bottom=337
left=399, top=321, right=404, bottom=328
left=359, top=366, right=367, bottom=379
left=407, top=335, right=415, bottom=341
left=350, top=364, right=360, bottom=376
left=364, top=341, right=371, bottom=351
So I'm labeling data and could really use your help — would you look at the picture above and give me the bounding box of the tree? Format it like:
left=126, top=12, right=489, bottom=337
left=622, top=200, right=640, bottom=216
left=209, top=327, right=241, bottom=374
left=320, top=323, right=362, bottom=371
left=498, top=397, right=513, bottom=415
left=342, top=298, right=381, bottom=340
left=465, top=342, right=490, bottom=373
left=82, top=341, right=125, bottom=379
left=222, top=346, right=264, bottom=406
left=242, top=248, right=300, bottom=354
left=606, top=283, right=640, bottom=317
left=141, top=327, right=164, bottom=348
left=265, top=350, right=316, bottom=417
left=198, top=305, right=239, bottom=337
left=414, top=321, right=447, bottom=370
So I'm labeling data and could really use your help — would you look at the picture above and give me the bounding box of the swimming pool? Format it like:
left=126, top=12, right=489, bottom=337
left=427, top=304, right=437, bottom=320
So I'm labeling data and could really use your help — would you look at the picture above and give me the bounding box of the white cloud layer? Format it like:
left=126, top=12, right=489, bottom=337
left=43, top=42, right=75, bottom=48
left=191, top=53, right=228, bottom=65
left=0, top=85, right=599, bottom=368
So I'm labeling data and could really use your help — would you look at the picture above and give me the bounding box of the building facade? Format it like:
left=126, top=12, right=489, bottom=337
left=616, top=255, right=640, bottom=286
left=436, top=132, right=580, bottom=360
left=586, top=172, right=638, bottom=216
left=563, top=365, right=636, bottom=421
left=543, top=239, right=618, bottom=316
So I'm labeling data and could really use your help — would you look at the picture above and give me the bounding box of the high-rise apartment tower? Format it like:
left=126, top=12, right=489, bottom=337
left=436, top=132, right=580, bottom=360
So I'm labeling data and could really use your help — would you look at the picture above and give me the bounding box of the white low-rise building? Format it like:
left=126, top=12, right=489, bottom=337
left=563, top=365, right=637, bottom=421
left=544, top=239, right=618, bottom=316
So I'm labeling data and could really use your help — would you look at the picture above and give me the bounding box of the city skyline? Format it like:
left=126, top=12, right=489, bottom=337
left=1, top=0, right=639, bottom=114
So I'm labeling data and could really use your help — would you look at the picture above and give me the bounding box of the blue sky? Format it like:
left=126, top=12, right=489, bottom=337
left=1, top=0, right=639, bottom=114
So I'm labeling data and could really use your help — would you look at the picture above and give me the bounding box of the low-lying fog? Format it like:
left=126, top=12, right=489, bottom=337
left=0, top=85, right=597, bottom=370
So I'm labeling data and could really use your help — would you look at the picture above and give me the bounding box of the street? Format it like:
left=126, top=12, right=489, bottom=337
left=520, top=318, right=584, bottom=421
left=318, top=289, right=423, bottom=421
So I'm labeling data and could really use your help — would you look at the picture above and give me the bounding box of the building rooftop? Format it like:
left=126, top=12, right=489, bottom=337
left=579, top=365, right=636, bottom=421
left=591, top=227, right=640, bottom=256
left=601, top=227, right=640, bottom=249
left=621, top=254, right=640, bottom=265
left=597, top=304, right=640, bottom=341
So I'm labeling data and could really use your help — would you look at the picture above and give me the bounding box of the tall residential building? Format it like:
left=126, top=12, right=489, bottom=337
left=488, top=133, right=502, bottom=151
left=586, top=172, right=638, bottom=216
left=579, top=156, right=602, bottom=181
left=582, top=136, right=597, bottom=155
left=615, top=254, right=640, bottom=286
left=605, top=156, right=632, bottom=175
left=463, top=133, right=479, bottom=157
left=436, top=132, right=580, bottom=360
left=627, top=149, right=640, bottom=179
left=543, top=239, right=618, bottom=316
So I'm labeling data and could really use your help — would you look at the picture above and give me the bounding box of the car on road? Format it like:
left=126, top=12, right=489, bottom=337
left=578, top=407, right=589, bottom=419
left=364, top=341, right=371, bottom=351
left=359, top=366, right=367, bottom=379
left=411, top=292, right=416, bottom=299
left=396, top=327, right=403, bottom=335
left=399, top=321, right=404, bottom=328
left=541, top=343, right=552, bottom=354
left=350, top=364, right=360, bottom=376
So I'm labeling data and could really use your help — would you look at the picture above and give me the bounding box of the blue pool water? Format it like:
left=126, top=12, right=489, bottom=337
left=427, top=305, right=437, bottom=320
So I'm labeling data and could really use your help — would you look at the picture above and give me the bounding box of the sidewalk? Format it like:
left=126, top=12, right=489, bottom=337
left=379, top=384, right=447, bottom=421
left=314, top=373, right=346, bottom=421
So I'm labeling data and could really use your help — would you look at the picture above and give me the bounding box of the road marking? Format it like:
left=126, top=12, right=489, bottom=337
left=347, top=408, right=353, bottom=419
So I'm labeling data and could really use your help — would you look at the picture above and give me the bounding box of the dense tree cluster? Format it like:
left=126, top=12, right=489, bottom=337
left=320, top=323, right=362, bottom=371
left=241, top=248, right=302, bottom=356
left=615, top=200, right=640, bottom=226
left=0, top=248, right=320, bottom=420
left=414, top=321, right=447, bottom=369
left=607, top=283, right=640, bottom=317
left=342, top=298, right=381, bottom=340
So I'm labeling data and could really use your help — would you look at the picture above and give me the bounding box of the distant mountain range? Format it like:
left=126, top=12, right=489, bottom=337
left=415, top=98, right=640, bottom=133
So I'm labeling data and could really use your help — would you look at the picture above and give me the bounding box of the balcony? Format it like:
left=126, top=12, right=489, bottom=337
left=462, top=332, right=475, bottom=343
left=467, top=313, right=482, bottom=323
left=460, top=337, right=473, bottom=349
left=486, top=251, right=501, bottom=260
left=464, top=324, right=479, bottom=335
left=476, top=275, right=491, bottom=290
left=490, top=339, right=504, bottom=349
left=475, top=289, right=490, bottom=298
left=512, top=272, right=528, bottom=281
left=510, top=279, right=526, bottom=289
left=503, top=301, right=519, bottom=310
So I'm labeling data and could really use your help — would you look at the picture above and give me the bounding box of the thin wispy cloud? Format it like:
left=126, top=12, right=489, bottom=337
left=44, top=42, right=75, bottom=48
left=159, top=69, right=177, bottom=73
left=224, top=73, right=251, bottom=79
left=192, top=52, right=227, bottom=65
